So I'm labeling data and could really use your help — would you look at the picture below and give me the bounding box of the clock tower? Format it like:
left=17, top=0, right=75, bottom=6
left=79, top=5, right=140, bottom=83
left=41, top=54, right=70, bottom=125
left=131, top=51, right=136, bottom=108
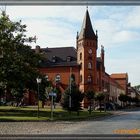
left=77, top=9, right=98, bottom=93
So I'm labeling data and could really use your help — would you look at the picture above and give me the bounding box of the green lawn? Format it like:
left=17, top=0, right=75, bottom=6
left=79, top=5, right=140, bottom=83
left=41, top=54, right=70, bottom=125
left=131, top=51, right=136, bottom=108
left=0, top=106, right=112, bottom=121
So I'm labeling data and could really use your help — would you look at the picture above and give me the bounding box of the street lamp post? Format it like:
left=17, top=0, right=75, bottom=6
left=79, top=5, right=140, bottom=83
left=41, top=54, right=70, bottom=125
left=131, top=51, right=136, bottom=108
left=103, top=89, right=107, bottom=112
left=51, top=93, right=54, bottom=120
left=69, top=67, right=72, bottom=114
left=36, top=77, right=42, bottom=118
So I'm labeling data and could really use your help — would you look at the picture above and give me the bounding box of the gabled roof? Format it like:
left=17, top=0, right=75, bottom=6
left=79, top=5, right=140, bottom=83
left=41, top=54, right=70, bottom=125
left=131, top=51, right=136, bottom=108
left=41, top=47, right=77, bottom=60
left=36, top=47, right=79, bottom=68
left=78, top=9, right=97, bottom=40
left=110, top=73, right=128, bottom=79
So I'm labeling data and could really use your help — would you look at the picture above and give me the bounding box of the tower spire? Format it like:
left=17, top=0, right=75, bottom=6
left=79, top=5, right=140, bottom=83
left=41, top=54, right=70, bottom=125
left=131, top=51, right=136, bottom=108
left=78, top=9, right=97, bottom=40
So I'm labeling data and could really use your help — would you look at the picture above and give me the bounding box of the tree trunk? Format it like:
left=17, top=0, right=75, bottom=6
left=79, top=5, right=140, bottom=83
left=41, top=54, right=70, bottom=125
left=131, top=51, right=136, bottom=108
left=42, top=101, right=45, bottom=108
left=77, top=111, right=79, bottom=116
left=99, top=101, right=101, bottom=112
left=89, top=101, right=92, bottom=115
left=69, top=110, right=71, bottom=115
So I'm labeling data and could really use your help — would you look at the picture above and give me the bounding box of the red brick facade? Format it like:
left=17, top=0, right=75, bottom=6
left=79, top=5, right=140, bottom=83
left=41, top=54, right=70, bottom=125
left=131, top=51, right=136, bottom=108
left=110, top=73, right=128, bottom=94
left=39, top=66, right=80, bottom=92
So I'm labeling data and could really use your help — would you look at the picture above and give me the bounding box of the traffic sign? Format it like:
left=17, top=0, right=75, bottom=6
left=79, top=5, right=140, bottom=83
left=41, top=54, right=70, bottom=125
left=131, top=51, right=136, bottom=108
left=49, top=92, right=56, bottom=97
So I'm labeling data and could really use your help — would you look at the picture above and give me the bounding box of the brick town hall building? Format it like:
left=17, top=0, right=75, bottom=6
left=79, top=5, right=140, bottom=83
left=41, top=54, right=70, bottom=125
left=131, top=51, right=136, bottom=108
left=33, top=9, right=129, bottom=107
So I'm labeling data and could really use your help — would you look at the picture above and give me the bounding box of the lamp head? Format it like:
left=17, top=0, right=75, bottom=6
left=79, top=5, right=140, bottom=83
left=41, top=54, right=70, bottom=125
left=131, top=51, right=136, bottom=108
left=36, top=77, right=42, bottom=83
left=103, top=89, right=107, bottom=92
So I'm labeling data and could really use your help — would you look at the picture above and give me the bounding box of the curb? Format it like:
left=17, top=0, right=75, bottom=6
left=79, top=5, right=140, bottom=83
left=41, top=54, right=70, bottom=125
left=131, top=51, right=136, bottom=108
left=87, top=111, right=128, bottom=121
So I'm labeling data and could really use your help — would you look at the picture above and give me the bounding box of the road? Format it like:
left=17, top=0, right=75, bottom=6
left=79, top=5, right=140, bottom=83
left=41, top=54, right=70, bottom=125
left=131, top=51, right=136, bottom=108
left=61, top=109, right=140, bottom=134
left=0, top=109, right=140, bottom=135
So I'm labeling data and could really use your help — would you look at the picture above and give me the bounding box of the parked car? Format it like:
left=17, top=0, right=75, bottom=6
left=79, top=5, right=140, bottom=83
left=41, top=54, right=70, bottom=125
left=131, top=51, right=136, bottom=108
left=95, top=104, right=105, bottom=111
left=95, top=103, right=117, bottom=111
left=113, top=102, right=122, bottom=110
left=0, top=101, right=6, bottom=105
left=106, top=103, right=115, bottom=110
left=6, top=101, right=17, bottom=106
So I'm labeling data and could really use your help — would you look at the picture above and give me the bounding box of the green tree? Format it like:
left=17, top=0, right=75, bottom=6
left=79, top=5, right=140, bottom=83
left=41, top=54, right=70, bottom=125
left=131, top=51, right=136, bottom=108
left=37, top=76, right=51, bottom=107
left=127, top=96, right=132, bottom=105
left=86, top=90, right=95, bottom=114
left=118, top=94, right=128, bottom=107
left=61, top=76, right=84, bottom=115
left=0, top=11, right=42, bottom=104
left=95, top=92, right=105, bottom=112
left=134, top=85, right=140, bottom=91
left=132, top=97, right=140, bottom=105
left=53, top=86, right=62, bottom=103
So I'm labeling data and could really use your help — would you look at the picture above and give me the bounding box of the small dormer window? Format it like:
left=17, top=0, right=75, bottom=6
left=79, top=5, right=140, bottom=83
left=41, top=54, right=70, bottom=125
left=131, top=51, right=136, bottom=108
left=52, top=56, right=56, bottom=63
left=67, top=56, right=71, bottom=62
left=35, top=45, right=40, bottom=53
left=52, top=59, right=56, bottom=63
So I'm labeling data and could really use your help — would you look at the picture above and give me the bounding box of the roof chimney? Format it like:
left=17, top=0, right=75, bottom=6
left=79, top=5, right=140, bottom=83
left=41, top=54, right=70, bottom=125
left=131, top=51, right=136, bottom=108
left=35, top=45, right=40, bottom=53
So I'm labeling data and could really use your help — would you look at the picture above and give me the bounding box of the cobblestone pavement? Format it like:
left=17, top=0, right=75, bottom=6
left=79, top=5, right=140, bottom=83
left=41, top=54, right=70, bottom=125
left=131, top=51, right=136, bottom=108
left=0, top=109, right=139, bottom=134
left=0, top=121, right=87, bottom=134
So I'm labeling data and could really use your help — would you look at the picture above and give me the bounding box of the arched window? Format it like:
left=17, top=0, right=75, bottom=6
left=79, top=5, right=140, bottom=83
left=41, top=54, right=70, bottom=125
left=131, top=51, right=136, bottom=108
left=88, top=62, right=92, bottom=69
left=80, top=63, right=82, bottom=69
left=88, top=75, right=92, bottom=83
left=55, top=74, right=61, bottom=82
left=71, top=74, right=75, bottom=82
left=80, top=53, right=82, bottom=60
left=45, top=75, right=49, bottom=81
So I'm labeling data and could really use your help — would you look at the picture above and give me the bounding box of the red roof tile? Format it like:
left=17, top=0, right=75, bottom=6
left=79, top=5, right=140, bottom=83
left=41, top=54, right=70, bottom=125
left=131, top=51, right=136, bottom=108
left=110, top=73, right=128, bottom=79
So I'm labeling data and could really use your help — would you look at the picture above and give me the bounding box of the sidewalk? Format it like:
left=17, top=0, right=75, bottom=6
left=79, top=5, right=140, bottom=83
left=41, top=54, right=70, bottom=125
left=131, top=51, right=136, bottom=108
left=91, top=107, right=140, bottom=121
left=108, top=107, right=140, bottom=117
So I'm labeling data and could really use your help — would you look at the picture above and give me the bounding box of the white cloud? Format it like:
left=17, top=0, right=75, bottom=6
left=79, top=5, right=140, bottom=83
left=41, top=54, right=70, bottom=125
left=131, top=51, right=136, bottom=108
left=94, top=19, right=120, bottom=47
left=125, top=7, right=140, bottom=29
left=90, top=6, right=140, bottom=48
left=113, top=30, right=140, bottom=43
left=24, top=19, right=76, bottom=48
left=5, top=6, right=87, bottom=47
left=106, top=57, right=140, bottom=86
left=7, top=6, right=85, bottom=23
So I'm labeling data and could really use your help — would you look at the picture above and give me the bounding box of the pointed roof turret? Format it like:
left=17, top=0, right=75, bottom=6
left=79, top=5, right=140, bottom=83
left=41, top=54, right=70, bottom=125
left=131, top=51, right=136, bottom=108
left=78, top=9, right=97, bottom=40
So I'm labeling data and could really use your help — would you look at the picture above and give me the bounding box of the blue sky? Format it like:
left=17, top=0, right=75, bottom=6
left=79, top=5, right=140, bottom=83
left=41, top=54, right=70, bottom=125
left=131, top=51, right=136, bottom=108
left=1, top=6, right=140, bottom=86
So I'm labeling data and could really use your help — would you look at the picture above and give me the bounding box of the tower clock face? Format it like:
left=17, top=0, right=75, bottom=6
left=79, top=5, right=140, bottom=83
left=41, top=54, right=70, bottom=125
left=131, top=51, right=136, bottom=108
left=88, top=49, right=92, bottom=54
